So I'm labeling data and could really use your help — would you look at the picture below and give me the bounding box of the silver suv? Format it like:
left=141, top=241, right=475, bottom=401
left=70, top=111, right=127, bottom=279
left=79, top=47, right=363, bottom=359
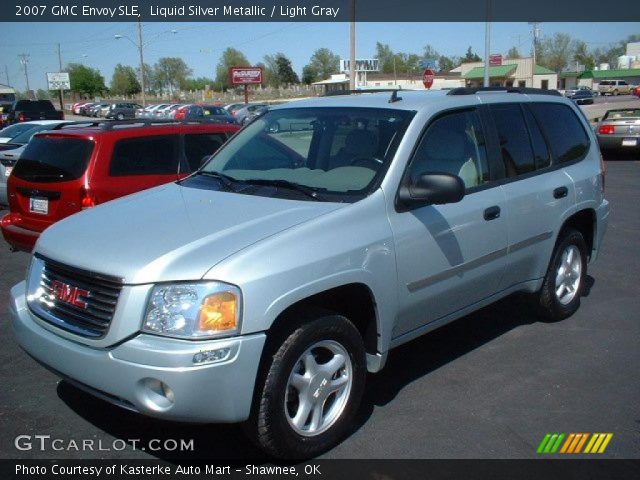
left=598, top=79, right=631, bottom=96
left=9, top=88, right=609, bottom=458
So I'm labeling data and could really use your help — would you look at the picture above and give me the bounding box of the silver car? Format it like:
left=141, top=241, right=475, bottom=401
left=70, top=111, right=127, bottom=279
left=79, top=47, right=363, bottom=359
left=596, top=108, right=640, bottom=151
left=9, top=88, right=609, bottom=458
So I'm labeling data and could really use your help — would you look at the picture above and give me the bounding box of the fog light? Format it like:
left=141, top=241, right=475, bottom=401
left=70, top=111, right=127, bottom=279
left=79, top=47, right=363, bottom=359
left=193, top=348, right=231, bottom=365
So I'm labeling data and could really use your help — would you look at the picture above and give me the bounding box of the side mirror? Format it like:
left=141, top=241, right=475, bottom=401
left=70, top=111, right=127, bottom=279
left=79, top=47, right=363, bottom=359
left=397, top=172, right=465, bottom=210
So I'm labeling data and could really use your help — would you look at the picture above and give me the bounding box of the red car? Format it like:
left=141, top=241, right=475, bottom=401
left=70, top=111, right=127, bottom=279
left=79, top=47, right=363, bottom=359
left=632, top=85, right=640, bottom=97
left=1, top=120, right=239, bottom=251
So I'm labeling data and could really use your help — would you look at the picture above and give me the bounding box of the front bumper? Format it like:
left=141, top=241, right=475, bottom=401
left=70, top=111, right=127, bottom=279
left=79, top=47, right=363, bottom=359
left=9, top=281, right=266, bottom=423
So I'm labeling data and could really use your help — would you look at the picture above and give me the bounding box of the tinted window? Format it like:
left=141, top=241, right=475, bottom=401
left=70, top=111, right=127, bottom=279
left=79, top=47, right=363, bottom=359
left=202, top=106, right=226, bottom=116
left=523, top=107, right=551, bottom=169
left=110, top=135, right=179, bottom=176
left=409, top=109, right=489, bottom=189
left=0, top=123, right=35, bottom=139
left=530, top=103, right=589, bottom=163
left=13, top=137, right=94, bottom=182
left=184, top=133, right=228, bottom=171
left=490, top=104, right=535, bottom=176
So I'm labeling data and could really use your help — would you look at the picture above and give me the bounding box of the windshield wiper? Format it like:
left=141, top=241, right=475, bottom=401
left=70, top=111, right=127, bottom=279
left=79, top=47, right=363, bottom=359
left=241, top=179, right=320, bottom=200
left=196, top=171, right=241, bottom=191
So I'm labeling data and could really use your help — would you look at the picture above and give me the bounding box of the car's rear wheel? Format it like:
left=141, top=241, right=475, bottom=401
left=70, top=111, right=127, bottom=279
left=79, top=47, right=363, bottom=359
left=246, top=312, right=366, bottom=459
left=537, top=228, right=588, bottom=321
left=613, top=89, right=619, bottom=96
left=116, top=113, right=124, bottom=120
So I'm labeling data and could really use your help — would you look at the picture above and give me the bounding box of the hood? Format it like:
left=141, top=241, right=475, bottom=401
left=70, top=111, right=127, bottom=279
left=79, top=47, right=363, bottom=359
left=36, top=182, right=345, bottom=284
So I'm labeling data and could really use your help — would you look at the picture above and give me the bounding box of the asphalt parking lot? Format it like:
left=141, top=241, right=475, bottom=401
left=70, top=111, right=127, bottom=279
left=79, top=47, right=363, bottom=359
left=0, top=157, right=638, bottom=461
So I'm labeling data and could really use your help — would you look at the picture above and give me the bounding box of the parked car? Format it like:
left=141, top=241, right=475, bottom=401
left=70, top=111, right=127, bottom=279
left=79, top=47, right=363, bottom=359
left=233, top=103, right=268, bottom=124
left=6, top=87, right=610, bottom=458
left=3, top=100, right=64, bottom=125
left=567, top=88, right=594, bottom=105
left=0, top=120, right=77, bottom=205
left=595, top=108, right=640, bottom=152
left=631, top=85, right=640, bottom=97
left=598, top=80, right=632, bottom=96
left=0, top=88, right=17, bottom=128
left=1, top=120, right=239, bottom=251
left=105, top=102, right=142, bottom=120
left=224, top=103, right=246, bottom=115
left=242, top=105, right=268, bottom=124
left=71, top=102, right=89, bottom=115
left=564, top=86, right=597, bottom=98
left=89, top=103, right=110, bottom=117
left=174, top=104, right=236, bottom=123
left=78, top=103, right=97, bottom=116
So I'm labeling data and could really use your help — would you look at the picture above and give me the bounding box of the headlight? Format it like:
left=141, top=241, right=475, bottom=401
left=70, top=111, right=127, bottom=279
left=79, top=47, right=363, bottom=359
left=143, top=282, right=242, bottom=339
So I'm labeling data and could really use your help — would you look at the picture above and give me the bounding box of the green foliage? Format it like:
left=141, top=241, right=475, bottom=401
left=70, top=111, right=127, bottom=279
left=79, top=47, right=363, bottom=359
left=110, top=64, right=141, bottom=96
left=505, top=47, right=521, bottom=59
left=67, top=63, right=106, bottom=96
left=275, top=53, right=300, bottom=86
left=215, top=48, right=251, bottom=90
left=463, top=46, right=482, bottom=63
left=153, top=57, right=192, bottom=93
left=302, top=48, right=340, bottom=84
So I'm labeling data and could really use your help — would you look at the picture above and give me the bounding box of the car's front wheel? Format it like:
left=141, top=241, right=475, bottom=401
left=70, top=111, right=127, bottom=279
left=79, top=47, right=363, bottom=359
left=247, top=312, right=366, bottom=459
left=537, top=228, right=588, bottom=321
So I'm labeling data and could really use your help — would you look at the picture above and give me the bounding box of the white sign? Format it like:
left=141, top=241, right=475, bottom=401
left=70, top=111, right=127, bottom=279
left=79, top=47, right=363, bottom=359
left=340, top=59, right=379, bottom=73
left=47, top=72, right=70, bottom=90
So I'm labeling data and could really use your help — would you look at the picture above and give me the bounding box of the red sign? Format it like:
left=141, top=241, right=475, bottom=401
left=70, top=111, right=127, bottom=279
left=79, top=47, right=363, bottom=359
left=230, top=67, right=263, bottom=85
left=423, top=69, right=435, bottom=89
left=489, top=54, right=503, bottom=66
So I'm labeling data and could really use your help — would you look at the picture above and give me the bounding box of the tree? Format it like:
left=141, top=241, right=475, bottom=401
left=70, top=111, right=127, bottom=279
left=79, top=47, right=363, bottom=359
left=275, top=53, right=299, bottom=86
left=573, top=41, right=595, bottom=71
left=505, top=47, right=521, bottom=59
left=302, top=48, right=340, bottom=84
left=110, top=64, right=141, bottom=97
left=215, top=48, right=250, bottom=90
left=67, top=63, right=106, bottom=97
left=136, top=63, right=155, bottom=93
left=182, top=77, right=214, bottom=91
left=463, top=46, right=482, bottom=62
left=438, top=55, right=459, bottom=72
left=375, top=42, right=395, bottom=73
left=153, top=57, right=192, bottom=95
left=262, top=54, right=279, bottom=88
left=537, top=33, right=575, bottom=72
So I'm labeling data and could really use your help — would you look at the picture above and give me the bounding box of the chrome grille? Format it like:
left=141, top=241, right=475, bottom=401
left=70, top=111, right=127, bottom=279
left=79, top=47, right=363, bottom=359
left=29, top=256, right=123, bottom=338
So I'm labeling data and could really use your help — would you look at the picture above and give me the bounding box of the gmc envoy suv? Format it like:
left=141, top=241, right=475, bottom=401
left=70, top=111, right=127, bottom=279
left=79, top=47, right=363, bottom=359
left=9, top=88, right=609, bottom=458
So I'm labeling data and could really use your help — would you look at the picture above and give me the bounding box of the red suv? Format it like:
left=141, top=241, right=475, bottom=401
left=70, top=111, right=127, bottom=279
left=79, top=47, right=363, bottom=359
left=1, top=121, right=239, bottom=251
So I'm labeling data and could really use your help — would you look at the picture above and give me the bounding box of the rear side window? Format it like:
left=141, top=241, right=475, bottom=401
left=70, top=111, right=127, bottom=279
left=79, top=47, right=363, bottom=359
left=490, top=104, right=535, bottom=176
left=13, top=136, right=94, bottom=182
left=184, top=133, right=228, bottom=171
left=522, top=106, right=551, bottom=169
left=529, top=103, right=590, bottom=164
left=110, top=135, right=179, bottom=176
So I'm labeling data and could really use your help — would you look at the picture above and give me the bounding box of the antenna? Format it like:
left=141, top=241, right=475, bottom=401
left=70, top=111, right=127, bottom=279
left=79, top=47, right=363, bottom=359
left=388, top=89, right=402, bottom=103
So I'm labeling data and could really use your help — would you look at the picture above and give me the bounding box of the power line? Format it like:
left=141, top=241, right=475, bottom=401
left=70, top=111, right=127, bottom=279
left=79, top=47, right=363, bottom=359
left=18, top=53, right=31, bottom=96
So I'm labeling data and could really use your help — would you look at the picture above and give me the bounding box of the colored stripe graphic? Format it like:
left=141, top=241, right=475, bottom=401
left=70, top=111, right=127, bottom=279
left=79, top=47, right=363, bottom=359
left=539, top=433, right=613, bottom=454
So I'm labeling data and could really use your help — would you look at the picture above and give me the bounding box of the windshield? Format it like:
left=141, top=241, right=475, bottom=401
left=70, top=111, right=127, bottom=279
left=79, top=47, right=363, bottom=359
left=198, top=107, right=414, bottom=201
left=13, top=136, right=94, bottom=182
left=603, top=109, right=640, bottom=120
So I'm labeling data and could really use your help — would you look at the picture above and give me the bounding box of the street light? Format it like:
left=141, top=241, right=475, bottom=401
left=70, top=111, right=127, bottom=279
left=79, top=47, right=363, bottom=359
left=115, top=22, right=177, bottom=106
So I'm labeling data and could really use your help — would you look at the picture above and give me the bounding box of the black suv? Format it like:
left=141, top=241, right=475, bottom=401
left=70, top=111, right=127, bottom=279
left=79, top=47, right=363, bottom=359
left=105, top=102, right=142, bottom=120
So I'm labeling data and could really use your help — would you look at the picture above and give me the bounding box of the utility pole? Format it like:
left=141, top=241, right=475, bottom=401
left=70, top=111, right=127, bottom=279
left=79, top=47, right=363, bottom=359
left=19, top=53, right=31, bottom=98
left=530, top=22, right=540, bottom=88
left=56, top=43, right=64, bottom=110
left=137, top=19, right=146, bottom=107
left=349, top=0, right=356, bottom=90
left=4, top=65, right=9, bottom=86
left=483, top=0, right=491, bottom=87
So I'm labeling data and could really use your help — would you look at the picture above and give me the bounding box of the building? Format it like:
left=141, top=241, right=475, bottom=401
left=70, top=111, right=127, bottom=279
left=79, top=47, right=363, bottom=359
left=453, top=58, right=558, bottom=89
left=577, top=69, right=640, bottom=89
left=363, top=72, right=464, bottom=90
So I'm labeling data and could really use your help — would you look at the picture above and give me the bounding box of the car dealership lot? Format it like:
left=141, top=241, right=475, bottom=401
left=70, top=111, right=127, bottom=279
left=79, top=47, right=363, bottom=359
left=0, top=158, right=638, bottom=460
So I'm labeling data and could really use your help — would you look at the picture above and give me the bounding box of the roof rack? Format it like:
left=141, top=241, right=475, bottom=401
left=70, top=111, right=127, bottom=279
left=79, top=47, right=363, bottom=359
left=447, top=87, right=562, bottom=97
left=50, top=121, right=103, bottom=130
left=97, top=118, right=230, bottom=131
left=324, top=88, right=404, bottom=97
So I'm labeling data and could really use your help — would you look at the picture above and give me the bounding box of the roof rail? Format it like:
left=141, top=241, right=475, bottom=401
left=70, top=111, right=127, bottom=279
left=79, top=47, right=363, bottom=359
left=97, top=118, right=229, bottom=131
left=324, top=88, right=404, bottom=97
left=447, top=87, right=562, bottom=97
left=50, top=121, right=103, bottom=130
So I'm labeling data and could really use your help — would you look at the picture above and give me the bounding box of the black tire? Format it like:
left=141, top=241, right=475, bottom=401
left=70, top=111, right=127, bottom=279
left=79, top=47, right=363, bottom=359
left=246, top=312, right=366, bottom=459
left=116, top=113, right=124, bottom=120
left=537, top=228, right=588, bottom=321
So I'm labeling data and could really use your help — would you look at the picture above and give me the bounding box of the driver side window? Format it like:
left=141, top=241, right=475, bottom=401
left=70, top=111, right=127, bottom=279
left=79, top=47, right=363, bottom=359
left=409, top=109, right=489, bottom=190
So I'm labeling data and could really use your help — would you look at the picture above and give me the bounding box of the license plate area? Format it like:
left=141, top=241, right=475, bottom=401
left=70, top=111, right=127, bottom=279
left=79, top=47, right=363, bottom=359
left=622, top=138, right=638, bottom=147
left=4, top=166, right=11, bottom=177
left=29, top=197, right=48, bottom=215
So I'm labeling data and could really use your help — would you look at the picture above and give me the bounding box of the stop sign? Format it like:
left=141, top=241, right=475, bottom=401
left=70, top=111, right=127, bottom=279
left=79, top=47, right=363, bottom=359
left=423, top=69, right=435, bottom=89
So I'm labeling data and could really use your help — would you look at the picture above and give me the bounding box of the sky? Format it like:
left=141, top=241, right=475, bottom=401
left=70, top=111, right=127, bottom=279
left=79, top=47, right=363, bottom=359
left=0, top=22, right=638, bottom=91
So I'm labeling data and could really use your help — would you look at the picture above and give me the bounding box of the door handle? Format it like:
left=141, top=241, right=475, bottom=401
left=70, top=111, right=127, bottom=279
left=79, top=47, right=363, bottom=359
left=553, top=186, right=568, bottom=199
left=483, top=206, right=501, bottom=221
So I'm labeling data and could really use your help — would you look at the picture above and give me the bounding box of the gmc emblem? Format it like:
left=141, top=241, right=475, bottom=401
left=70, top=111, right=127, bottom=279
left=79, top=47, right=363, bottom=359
left=51, top=280, right=89, bottom=309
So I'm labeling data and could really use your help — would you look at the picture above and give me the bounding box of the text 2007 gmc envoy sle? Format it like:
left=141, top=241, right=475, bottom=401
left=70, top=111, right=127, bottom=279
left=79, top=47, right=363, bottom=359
left=10, top=88, right=609, bottom=458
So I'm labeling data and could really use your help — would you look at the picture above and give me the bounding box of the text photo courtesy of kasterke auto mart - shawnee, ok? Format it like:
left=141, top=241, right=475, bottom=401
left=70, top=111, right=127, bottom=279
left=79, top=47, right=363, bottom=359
left=0, top=0, right=639, bottom=479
